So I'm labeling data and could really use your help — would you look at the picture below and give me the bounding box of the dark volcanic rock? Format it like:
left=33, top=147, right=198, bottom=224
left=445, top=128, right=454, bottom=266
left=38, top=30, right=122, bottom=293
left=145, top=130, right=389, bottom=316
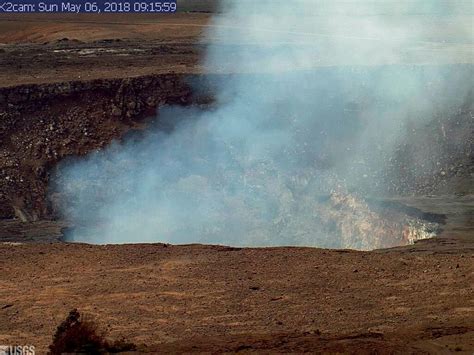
left=0, top=74, right=211, bottom=219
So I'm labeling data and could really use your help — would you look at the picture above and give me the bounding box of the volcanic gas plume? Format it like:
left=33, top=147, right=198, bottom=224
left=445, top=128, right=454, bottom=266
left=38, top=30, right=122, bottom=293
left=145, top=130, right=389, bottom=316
left=53, top=0, right=473, bottom=248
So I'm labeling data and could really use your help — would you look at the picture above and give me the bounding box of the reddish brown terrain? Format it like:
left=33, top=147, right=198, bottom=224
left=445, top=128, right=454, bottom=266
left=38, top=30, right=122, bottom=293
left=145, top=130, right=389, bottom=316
left=0, top=14, right=215, bottom=220
left=0, top=12, right=473, bottom=354
left=0, top=14, right=209, bottom=85
left=1, top=239, right=473, bottom=353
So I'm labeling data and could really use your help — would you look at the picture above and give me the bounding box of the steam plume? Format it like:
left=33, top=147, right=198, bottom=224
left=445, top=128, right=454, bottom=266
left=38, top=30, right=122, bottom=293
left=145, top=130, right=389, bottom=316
left=53, top=0, right=473, bottom=248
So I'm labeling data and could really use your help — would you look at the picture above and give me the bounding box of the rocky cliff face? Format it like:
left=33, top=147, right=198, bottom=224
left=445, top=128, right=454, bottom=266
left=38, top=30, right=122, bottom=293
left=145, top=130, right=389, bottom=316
left=0, top=74, right=209, bottom=219
left=0, top=70, right=471, bottom=223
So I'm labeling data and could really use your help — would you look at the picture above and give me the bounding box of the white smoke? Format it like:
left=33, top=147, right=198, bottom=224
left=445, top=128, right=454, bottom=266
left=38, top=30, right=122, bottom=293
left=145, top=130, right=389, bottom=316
left=53, top=0, right=473, bottom=247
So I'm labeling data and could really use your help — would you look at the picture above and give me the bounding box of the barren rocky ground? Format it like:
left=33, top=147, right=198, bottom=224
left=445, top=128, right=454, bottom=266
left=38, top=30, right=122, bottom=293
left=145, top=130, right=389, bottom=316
left=0, top=14, right=209, bottom=85
left=0, top=15, right=213, bottom=219
left=0, top=12, right=473, bottom=353
left=0, top=239, right=473, bottom=353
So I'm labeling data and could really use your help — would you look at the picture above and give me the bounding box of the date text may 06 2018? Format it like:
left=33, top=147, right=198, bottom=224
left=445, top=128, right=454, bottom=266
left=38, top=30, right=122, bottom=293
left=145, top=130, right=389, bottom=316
left=0, top=1, right=177, bottom=13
